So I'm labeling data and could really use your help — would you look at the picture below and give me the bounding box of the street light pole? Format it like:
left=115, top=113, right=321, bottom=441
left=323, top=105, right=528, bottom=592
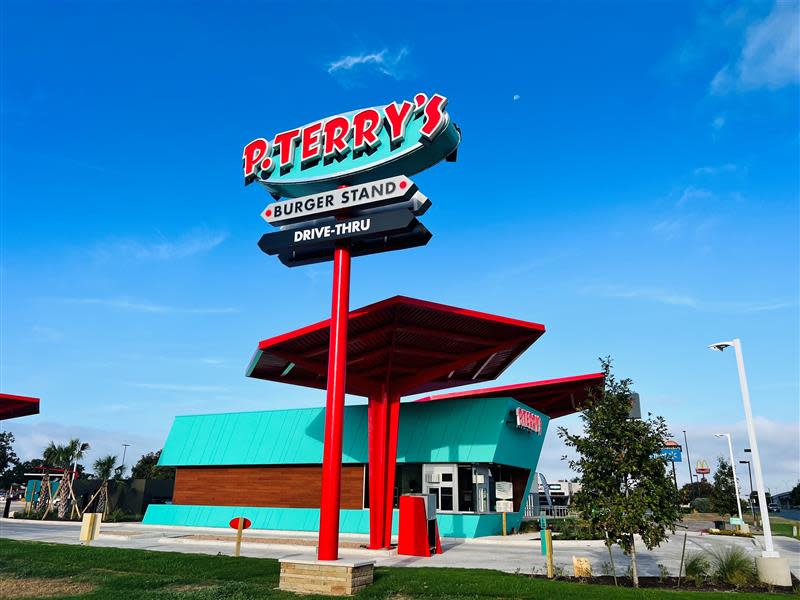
left=682, top=430, right=694, bottom=498
left=714, top=433, right=742, bottom=523
left=709, top=338, right=777, bottom=558
left=121, top=443, right=131, bottom=475
left=740, top=460, right=755, bottom=523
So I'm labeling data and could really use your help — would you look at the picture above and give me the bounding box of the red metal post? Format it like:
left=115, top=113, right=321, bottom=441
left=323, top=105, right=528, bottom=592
left=382, top=391, right=400, bottom=545
left=317, top=245, right=351, bottom=561
left=368, top=386, right=401, bottom=549
left=368, top=387, right=387, bottom=549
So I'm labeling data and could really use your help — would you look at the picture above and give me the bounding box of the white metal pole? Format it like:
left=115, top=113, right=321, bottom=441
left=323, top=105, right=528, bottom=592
left=724, top=434, right=743, bottom=522
left=732, top=338, right=776, bottom=557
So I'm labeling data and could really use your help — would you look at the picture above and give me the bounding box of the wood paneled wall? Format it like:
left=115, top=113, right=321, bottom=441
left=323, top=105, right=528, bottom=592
left=173, top=465, right=365, bottom=509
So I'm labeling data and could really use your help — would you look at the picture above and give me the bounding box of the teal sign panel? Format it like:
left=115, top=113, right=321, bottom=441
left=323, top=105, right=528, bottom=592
left=242, top=93, right=461, bottom=198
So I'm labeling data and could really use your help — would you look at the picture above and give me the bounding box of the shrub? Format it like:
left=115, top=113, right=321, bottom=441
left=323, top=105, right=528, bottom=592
left=708, top=546, right=757, bottom=588
left=103, top=508, right=142, bottom=523
left=684, top=551, right=710, bottom=587
left=690, top=497, right=713, bottom=513
left=537, top=517, right=602, bottom=540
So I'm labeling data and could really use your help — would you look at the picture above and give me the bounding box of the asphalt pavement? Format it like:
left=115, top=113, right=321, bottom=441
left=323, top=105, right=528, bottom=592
left=2, top=518, right=798, bottom=578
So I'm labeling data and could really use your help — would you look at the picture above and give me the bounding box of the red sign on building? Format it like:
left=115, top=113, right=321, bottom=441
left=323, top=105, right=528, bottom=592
left=515, top=407, right=542, bottom=434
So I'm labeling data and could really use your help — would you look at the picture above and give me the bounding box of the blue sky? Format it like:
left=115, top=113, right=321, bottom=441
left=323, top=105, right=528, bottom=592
left=2, top=1, right=798, bottom=490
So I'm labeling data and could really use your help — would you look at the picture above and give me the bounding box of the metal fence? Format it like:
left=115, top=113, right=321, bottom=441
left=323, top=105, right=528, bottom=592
left=523, top=494, right=573, bottom=519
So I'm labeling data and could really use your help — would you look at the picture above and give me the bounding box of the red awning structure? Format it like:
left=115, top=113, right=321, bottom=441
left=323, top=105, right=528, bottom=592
left=0, top=393, right=40, bottom=420
left=247, top=295, right=546, bottom=397
left=415, top=373, right=605, bottom=419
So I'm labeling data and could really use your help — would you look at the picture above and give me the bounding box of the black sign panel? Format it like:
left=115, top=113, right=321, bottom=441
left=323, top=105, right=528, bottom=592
left=258, top=208, right=416, bottom=256
left=277, top=222, right=432, bottom=267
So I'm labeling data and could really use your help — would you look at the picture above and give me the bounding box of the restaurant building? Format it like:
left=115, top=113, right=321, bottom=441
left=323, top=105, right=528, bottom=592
left=143, top=296, right=602, bottom=538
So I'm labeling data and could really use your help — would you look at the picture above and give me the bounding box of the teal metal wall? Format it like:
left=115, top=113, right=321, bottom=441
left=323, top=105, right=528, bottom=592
left=145, top=397, right=549, bottom=537
left=143, top=505, right=519, bottom=539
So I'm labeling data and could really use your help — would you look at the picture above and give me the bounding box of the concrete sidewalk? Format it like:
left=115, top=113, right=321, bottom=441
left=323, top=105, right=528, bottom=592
left=1, top=518, right=797, bottom=578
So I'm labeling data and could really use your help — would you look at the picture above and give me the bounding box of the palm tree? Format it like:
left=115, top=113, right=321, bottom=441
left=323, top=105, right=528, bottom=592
left=93, top=455, right=118, bottom=481
left=43, top=442, right=69, bottom=469
left=43, top=439, right=90, bottom=480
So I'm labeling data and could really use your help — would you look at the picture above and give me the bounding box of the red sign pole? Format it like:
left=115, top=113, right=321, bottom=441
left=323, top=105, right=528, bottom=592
left=317, top=245, right=351, bottom=561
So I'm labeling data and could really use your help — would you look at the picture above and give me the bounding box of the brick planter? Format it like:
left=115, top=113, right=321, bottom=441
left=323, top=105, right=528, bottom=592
left=278, top=558, right=375, bottom=596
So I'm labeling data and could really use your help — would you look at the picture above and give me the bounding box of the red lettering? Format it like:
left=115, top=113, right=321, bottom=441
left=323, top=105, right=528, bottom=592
left=242, top=138, right=271, bottom=183
left=420, top=93, right=449, bottom=141
left=384, top=100, right=414, bottom=145
left=413, top=92, right=428, bottom=113
left=352, top=108, right=383, bottom=152
left=300, top=121, right=323, bottom=165
left=323, top=116, right=351, bottom=160
left=273, top=128, right=302, bottom=170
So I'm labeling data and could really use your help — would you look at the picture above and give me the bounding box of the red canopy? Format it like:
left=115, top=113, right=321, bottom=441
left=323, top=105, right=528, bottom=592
left=415, top=373, right=605, bottom=418
left=247, top=295, right=545, bottom=397
left=0, top=393, right=40, bottom=420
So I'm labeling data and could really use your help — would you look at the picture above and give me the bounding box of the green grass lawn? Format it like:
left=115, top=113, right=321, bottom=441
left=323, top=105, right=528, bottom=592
left=0, top=538, right=788, bottom=600
left=770, top=516, right=800, bottom=540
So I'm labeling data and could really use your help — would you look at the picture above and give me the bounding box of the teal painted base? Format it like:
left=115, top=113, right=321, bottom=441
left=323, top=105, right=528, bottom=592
left=143, top=504, right=523, bottom=538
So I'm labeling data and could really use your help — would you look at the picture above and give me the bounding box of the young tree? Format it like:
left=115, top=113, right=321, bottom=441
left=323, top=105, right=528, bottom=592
left=679, top=480, right=713, bottom=504
left=0, top=431, right=20, bottom=476
left=559, top=358, right=680, bottom=588
left=131, top=450, right=175, bottom=480
left=710, top=457, right=739, bottom=516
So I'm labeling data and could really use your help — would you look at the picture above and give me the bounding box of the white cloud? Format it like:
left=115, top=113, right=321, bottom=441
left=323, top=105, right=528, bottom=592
left=584, top=284, right=795, bottom=314
left=5, top=420, right=165, bottom=466
left=327, top=48, right=409, bottom=82
left=328, top=50, right=387, bottom=73
left=513, top=94, right=521, bottom=101
left=693, top=163, right=737, bottom=176
left=711, top=2, right=800, bottom=93
left=677, top=185, right=715, bottom=206
left=62, top=297, right=238, bottom=315
left=92, top=228, right=227, bottom=262
left=652, top=218, right=686, bottom=241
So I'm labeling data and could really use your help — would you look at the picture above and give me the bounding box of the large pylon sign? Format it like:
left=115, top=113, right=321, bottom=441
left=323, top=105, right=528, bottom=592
left=243, top=93, right=461, bottom=560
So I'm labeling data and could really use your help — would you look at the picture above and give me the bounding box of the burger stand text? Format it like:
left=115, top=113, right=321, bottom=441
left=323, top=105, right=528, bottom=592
left=243, top=93, right=461, bottom=562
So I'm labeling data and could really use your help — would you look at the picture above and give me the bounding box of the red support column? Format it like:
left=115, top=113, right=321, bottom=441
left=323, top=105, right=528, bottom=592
left=382, top=391, right=400, bottom=546
left=368, top=387, right=401, bottom=549
left=368, top=386, right=387, bottom=549
left=317, top=246, right=351, bottom=561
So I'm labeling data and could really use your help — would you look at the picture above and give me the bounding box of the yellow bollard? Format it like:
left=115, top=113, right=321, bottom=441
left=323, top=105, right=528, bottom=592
left=545, top=529, right=554, bottom=578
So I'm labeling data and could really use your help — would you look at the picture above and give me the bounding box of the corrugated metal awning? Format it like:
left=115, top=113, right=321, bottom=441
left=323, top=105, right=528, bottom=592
left=246, top=295, right=546, bottom=397
left=415, top=373, right=605, bottom=419
left=0, top=393, right=40, bottom=420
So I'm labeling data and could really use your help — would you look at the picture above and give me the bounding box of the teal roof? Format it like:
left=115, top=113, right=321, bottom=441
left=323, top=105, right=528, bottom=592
left=159, top=397, right=549, bottom=470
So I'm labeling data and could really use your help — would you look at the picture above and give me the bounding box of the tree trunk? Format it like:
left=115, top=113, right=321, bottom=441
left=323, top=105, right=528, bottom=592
left=629, top=534, right=639, bottom=588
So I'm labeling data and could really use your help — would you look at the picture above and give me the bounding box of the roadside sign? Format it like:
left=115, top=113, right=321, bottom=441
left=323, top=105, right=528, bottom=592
left=659, top=447, right=682, bottom=462
left=229, top=517, right=251, bottom=530
left=243, top=92, right=460, bottom=198
left=729, top=517, right=744, bottom=526
left=277, top=221, right=431, bottom=267
left=261, top=176, right=417, bottom=226
left=258, top=208, right=416, bottom=256
left=496, top=500, right=514, bottom=513
left=230, top=516, right=251, bottom=558
left=495, top=481, right=514, bottom=500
